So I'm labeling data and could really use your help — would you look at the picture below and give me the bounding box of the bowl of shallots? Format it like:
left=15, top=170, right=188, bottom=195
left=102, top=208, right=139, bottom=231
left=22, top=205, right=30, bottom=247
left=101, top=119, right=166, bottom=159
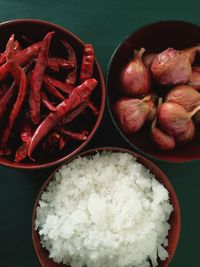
left=0, top=19, right=105, bottom=169
left=107, top=20, right=200, bottom=163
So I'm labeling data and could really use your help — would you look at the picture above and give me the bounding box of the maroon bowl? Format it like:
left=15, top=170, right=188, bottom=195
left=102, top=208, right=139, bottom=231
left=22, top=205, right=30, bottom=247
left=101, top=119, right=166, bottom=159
left=0, top=19, right=105, bottom=169
left=107, top=20, right=200, bottom=163
left=32, top=146, right=181, bottom=267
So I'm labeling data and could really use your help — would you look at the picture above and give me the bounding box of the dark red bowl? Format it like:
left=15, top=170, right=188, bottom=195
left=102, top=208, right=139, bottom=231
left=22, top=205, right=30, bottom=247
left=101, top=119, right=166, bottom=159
left=0, top=19, right=105, bottom=169
left=32, top=146, right=181, bottom=267
left=107, top=20, right=200, bottom=163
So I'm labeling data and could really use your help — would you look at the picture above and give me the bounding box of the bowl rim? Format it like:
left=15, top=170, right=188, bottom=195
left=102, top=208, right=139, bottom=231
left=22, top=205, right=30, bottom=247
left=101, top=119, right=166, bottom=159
left=0, top=18, right=106, bottom=170
left=106, top=19, right=200, bottom=164
left=32, top=146, right=181, bottom=267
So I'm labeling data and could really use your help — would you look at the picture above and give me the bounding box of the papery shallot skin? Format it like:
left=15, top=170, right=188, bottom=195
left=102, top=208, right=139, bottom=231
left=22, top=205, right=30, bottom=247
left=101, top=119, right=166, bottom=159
left=175, top=120, right=195, bottom=143
left=120, top=51, right=151, bottom=96
left=157, top=102, right=192, bottom=136
left=151, top=125, right=176, bottom=151
left=165, top=85, right=200, bottom=112
left=150, top=48, right=192, bottom=86
left=188, top=67, right=200, bottom=90
left=113, top=97, right=153, bottom=134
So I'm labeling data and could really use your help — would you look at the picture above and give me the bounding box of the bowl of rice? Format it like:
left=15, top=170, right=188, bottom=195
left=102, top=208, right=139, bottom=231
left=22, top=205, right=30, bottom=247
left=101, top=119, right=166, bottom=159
left=32, top=147, right=181, bottom=267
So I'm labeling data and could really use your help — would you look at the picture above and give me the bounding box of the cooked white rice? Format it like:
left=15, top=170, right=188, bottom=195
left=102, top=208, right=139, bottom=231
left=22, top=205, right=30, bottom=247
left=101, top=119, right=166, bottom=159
left=35, top=151, right=173, bottom=267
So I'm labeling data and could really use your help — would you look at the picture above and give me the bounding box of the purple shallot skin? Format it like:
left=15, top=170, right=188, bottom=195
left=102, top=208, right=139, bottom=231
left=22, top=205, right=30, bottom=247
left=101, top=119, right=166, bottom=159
left=150, top=48, right=192, bottom=86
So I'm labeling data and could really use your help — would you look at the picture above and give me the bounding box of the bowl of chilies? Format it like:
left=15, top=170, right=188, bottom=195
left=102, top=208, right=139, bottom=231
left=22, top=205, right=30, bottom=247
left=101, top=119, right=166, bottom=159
left=0, top=19, right=105, bottom=169
left=107, top=20, right=200, bottom=163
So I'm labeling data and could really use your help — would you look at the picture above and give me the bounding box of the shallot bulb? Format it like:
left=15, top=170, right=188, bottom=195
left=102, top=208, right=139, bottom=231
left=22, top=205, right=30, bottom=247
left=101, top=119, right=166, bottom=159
left=157, top=102, right=200, bottom=136
left=150, top=48, right=192, bottom=86
left=188, top=67, right=200, bottom=90
left=175, top=120, right=195, bottom=143
left=142, top=93, right=158, bottom=122
left=113, top=97, right=154, bottom=134
left=165, top=85, right=200, bottom=111
left=151, top=116, right=176, bottom=151
left=120, top=48, right=151, bottom=96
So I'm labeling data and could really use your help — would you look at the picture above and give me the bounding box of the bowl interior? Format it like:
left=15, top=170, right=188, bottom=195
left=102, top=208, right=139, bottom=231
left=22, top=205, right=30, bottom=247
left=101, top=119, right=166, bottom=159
left=0, top=19, right=105, bottom=169
left=32, top=147, right=181, bottom=267
left=107, top=20, right=200, bottom=163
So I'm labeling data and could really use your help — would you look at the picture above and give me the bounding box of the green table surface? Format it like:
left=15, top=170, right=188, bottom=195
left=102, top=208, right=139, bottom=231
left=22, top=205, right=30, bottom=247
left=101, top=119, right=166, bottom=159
left=0, top=0, right=199, bottom=266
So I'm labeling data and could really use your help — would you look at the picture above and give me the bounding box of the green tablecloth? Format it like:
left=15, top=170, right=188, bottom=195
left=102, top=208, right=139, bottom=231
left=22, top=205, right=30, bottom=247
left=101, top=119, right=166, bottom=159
left=0, top=0, right=199, bottom=266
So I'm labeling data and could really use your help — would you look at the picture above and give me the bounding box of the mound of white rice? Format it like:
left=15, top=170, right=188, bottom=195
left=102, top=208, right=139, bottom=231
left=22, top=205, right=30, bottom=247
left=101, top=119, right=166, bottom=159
left=35, top=152, right=173, bottom=267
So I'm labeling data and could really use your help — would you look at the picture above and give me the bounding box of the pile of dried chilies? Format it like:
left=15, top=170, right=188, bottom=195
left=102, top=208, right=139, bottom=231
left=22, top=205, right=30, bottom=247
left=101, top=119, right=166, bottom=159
left=0, top=32, right=98, bottom=162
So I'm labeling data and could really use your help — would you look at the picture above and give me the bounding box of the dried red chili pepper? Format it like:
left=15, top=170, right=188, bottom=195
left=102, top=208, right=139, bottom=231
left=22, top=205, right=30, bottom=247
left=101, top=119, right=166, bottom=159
left=60, top=128, right=88, bottom=141
left=14, top=40, right=22, bottom=53
left=0, top=41, right=41, bottom=81
left=28, top=78, right=97, bottom=157
left=29, top=32, right=54, bottom=124
left=59, top=135, right=69, bottom=149
left=0, top=40, right=22, bottom=66
left=59, top=101, right=88, bottom=125
left=80, top=44, right=95, bottom=82
left=20, top=122, right=32, bottom=143
left=43, top=76, right=65, bottom=101
left=47, top=57, right=75, bottom=72
left=47, top=132, right=60, bottom=145
left=5, top=35, right=21, bottom=84
left=1, top=35, right=27, bottom=146
left=15, top=144, right=29, bottom=162
left=44, top=74, right=98, bottom=115
left=15, top=122, right=32, bottom=162
left=0, top=82, right=16, bottom=120
left=61, top=40, right=77, bottom=86
left=0, top=59, right=33, bottom=122
left=44, top=75, right=73, bottom=94
left=87, top=101, right=99, bottom=115
left=79, top=44, right=98, bottom=115
left=41, top=91, right=56, bottom=111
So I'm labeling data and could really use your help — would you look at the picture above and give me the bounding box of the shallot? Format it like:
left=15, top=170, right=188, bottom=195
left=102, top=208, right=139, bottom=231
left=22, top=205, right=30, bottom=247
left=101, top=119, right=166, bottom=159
left=175, top=120, right=195, bottom=143
left=113, top=97, right=154, bottom=134
left=151, top=99, right=175, bottom=151
left=157, top=102, right=200, bottom=136
left=120, top=48, right=151, bottom=96
left=188, top=67, right=200, bottom=90
left=165, top=85, right=200, bottom=111
left=150, top=48, right=192, bottom=86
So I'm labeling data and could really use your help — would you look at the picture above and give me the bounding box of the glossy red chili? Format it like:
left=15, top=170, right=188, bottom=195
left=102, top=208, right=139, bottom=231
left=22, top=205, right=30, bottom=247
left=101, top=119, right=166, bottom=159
left=0, top=41, right=41, bottom=81
left=60, top=128, right=88, bottom=141
left=80, top=44, right=95, bottom=82
left=43, top=76, right=65, bottom=100
left=61, top=40, right=77, bottom=87
left=41, top=91, right=56, bottom=111
left=28, top=78, right=97, bottom=157
left=1, top=35, right=27, bottom=146
left=29, top=32, right=54, bottom=124
left=47, top=57, right=75, bottom=72
left=15, top=122, right=32, bottom=162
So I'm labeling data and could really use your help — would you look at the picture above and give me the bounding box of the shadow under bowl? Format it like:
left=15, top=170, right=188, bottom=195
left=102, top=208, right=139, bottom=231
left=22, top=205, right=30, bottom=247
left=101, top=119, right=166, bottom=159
left=107, top=20, right=200, bottom=163
left=32, top=146, right=181, bottom=267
